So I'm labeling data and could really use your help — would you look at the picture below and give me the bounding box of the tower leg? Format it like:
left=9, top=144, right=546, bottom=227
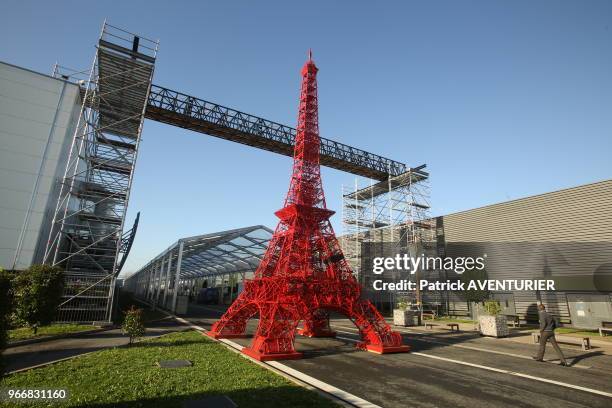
left=205, top=294, right=257, bottom=339
left=298, top=309, right=336, bottom=338
left=347, top=300, right=410, bottom=354
left=242, top=303, right=303, bottom=361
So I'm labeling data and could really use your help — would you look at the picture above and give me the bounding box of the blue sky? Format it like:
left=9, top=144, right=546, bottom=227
left=1, top=1, right=610, bottom=276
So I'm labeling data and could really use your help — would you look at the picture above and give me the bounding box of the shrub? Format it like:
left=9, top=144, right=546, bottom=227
left=396, top=300, right=410, bottom=311
left=12, top=264, right=64, bottom=333
left=483, top=300, right=502, bottom=316
left=122, top=306, right=145, bottom=345
left=0, top=268, right=13, bottom=350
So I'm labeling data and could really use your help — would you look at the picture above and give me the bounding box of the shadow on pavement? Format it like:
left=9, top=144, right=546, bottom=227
left=568, top=350, right=605, bottom=366
left=82, top=385, right=333, bottom=408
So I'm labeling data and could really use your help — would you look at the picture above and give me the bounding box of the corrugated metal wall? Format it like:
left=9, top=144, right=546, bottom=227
left=443, top=180, right=612, bottom=242
left=441, top=180, right=612, bottom=323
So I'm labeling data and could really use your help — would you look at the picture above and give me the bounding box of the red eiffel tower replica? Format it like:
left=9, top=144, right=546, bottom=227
left=205, top=51, right=409, bottom=361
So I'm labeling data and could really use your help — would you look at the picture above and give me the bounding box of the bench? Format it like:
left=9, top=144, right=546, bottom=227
left=422, top=311, right=436, bottom=320
left=531, top=332, right=590, bottom=351
left=424, top=322, right=459, bottom=332
left=599, top=321, right=612, bottom=337
left=505, top=314, right=521, bottom=328
left=448, top=309, right=471, bottom=318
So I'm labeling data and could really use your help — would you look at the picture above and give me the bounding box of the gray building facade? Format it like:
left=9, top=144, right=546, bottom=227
left=0, top=61, right=80, bottom=270
left=439, top=180, right=612, bottom=328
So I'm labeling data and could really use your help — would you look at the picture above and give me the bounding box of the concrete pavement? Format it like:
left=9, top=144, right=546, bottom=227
left=187, top=303, right=612, bottom=408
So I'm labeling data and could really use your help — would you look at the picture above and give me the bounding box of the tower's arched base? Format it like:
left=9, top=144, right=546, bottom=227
left=205, top=288, right=410, bottom=361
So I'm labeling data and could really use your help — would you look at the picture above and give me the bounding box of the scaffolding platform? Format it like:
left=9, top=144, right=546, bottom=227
left=341, top=164, right=434, bottom=288
left=45, top=23, right=158, bottom=322
left=344, top=165, right=429, bottom=200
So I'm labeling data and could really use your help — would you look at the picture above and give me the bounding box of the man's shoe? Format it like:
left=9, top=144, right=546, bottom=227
left=532, top=357, right=543, bottom=362
left=560, top=362, right=569, bottom=367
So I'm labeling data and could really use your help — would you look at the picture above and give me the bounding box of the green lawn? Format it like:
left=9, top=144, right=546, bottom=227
left=550, top=327, right=611, bottom=342
left=8, top=324, right=98, bottom=342
left=0, top=331, right=338, bottom=408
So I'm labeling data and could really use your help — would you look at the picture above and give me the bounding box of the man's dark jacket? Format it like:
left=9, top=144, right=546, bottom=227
left=539, top=310, right=557, bottom=332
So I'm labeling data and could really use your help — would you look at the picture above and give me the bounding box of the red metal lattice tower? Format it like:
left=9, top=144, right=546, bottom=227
left=205, top=51, right=409, bottom=360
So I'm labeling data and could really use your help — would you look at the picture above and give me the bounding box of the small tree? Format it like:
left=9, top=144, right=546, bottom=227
left=0, top=268, right=13, bottom=351
left=122, top=306, right=145, bottom=345
left=13, top=265, right=64, bottom=334
left=483, top=300, right=502, bottom=316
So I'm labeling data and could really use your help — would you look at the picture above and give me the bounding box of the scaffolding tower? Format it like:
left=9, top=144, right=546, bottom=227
left=43, top=23, right=158, bottom=322
left=341, top=165, right=436, bottom=309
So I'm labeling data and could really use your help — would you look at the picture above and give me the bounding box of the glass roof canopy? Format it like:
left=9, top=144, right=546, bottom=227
left=128, top=225, right=273, bottom=280
left=179, top=226, right=272, bottom=278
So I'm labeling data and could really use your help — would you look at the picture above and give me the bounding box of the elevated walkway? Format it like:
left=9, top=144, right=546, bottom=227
left=146, top=85, right=408, bottom=181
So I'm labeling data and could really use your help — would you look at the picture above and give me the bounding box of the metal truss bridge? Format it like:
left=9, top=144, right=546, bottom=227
left=146, top=85, right=408, bottom=181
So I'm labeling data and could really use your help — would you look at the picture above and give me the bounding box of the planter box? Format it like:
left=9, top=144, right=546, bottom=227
left=478, top=315, right=509, bottom=337
left=175, top=295, right=189, bottom=315
left=393, top=309, right=421, bottom=327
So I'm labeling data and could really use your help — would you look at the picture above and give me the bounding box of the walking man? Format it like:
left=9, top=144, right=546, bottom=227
left=533, top=304, right=568, bottom=366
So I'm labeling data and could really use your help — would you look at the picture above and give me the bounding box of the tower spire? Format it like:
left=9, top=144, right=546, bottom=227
left=286, top=49, right=323, bottom=208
